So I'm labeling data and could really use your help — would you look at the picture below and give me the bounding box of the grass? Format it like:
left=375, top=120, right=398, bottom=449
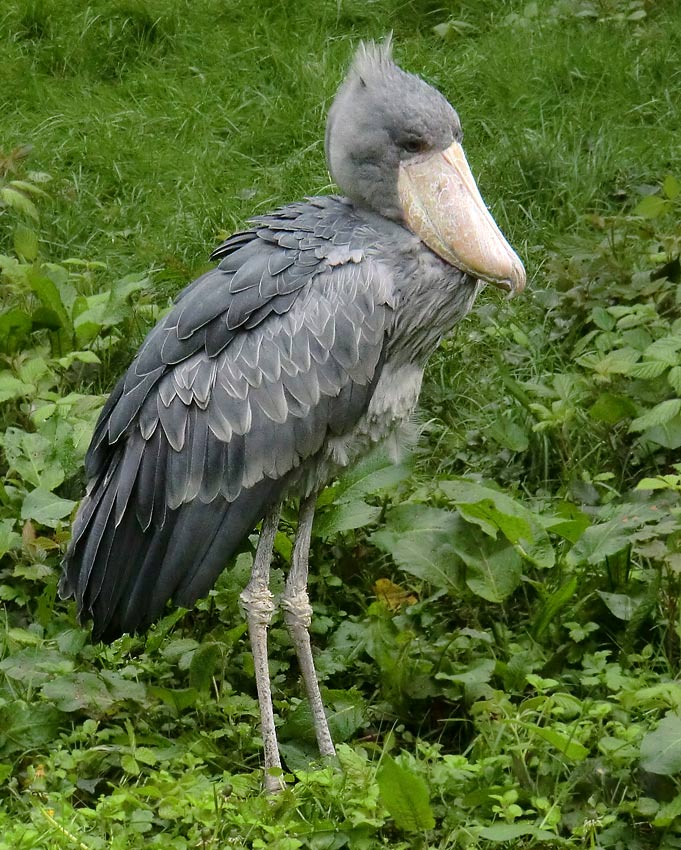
left=2, top=1, right=679, bottom=287
left=2, top=0, right=681, bottom=848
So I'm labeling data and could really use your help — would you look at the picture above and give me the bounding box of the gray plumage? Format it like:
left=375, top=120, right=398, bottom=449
left=60, top=40, right=523, bottom=672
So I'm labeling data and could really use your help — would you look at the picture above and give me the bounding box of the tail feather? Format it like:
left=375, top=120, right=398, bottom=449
left=61, top=440, right=287, bottom=642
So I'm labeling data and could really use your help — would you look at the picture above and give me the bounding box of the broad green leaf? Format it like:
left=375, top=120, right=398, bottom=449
left=663, top=174, right=681, bottom=200
left=626, top=360, right=667, bottom=379
left=0, top=372, right=34, bottom=403
left=0, top=308, right=32, bottom=351
left=532, top=576, right=578, bottom=639
left=0, top=702, right=61, bottom=756
left=100, top=670, right=147, bottom=704
left=590, top=305, right=616, bottom=330
left=540, top=502, right=591, bottom=543
left=377, top=756, right=435, bottom=831
left=644, top=414, right=681, bottom=450
left=440, top=479, right=554, bottom=568
left=630, top=398, right=681, bottom=432
left=313, top=500, right=381, bottom=538
left=636, top=475, right=680, bottom=491
left=597, top=591, right=639, bottom=620
left=588, top=393, right=637, bottom=424
left=21, top=488, right=76, bottom=527
left=654, top=794, right=681, bottom=828
left=3, top=428, right=65, bottom=490
left=644, top=335, right=681, bottom=364
left=0, top=647, right=72, bottom=684
left=28, top=270, right=72, bottom=335
left=634, top=194, right=669, bottom=218
left=479, top=823, right=555, bottom=842
left=567, top=519, right=629, bottom=567
left=456, top=534, right=523, bottom=603
left=56, top=350, right=102, bottom=368
left=318, top=446, right=411, bottom=508
left=189, top=642, right=221, bottom=691
left=580, top=347, right=640, bottom=377
left=13, top=224, right=39, bottom=261
left=436, top=658, right=495, bottom=688
left=640, top=714, right=681, bottom=775
left=526, top=723, right=588, bottom=761
left=371, top=505, right=462, bottom=592
left=567, top=501, right=673, bottom=566
left=42, top=673, right=113, bottom=712
left=485, top=419, right=529, bottom=452
left=668, top=366, right=681, bottom=394
left=282, top=689, right=366, bottom=745
left=0, top=186, right=39, bottom=220
left=326, top=689, right=367, bottom=741
left=0, top=519, right=21, bottom=559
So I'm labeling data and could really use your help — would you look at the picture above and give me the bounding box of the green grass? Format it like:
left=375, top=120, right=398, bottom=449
left=2, top=0, right=681, bottom=848
left=2, top=1, right=679, bottom=286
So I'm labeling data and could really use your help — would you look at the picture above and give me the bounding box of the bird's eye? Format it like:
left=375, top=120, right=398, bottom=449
left=404, top=138, right=425, bottom=154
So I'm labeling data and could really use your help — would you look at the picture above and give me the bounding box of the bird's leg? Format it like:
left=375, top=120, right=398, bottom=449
left=281, top=492, right=335, bottom=758
left=239, top=505, right=284, bottom=793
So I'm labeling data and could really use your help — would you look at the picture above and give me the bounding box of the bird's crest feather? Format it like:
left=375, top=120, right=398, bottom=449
left=350, top=37, right=396, bottom=86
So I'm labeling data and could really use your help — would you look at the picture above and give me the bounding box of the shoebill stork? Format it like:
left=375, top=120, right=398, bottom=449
left=60, top=40, right=525, bottom=791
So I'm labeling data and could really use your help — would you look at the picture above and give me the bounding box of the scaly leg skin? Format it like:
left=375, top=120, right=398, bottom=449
left=239, top=505, right=284, bottom=793
left=281, top=492, right=336, bottom=758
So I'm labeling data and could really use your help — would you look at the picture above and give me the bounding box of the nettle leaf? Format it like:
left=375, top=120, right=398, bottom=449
left=644, top=335, right=681, bottom=365
left=0, top=186, right=39, bottom=220
left=21, top=488, right=76, bottom=528
left=0, top=371, right=34, bottom=403
left=630, top=398, right=681, bottom=432
left=0, top=701, right=61, bottom=756
left=440, top=479, right=554, bottom=569
left=13, top=224, right=39, bottom=261
left=3, top=428, right=65, bottom=490
left=377, top=756, right=435, bottom=831
left=626, top=360, right=668, bottom=379
left=640, top=714, right=681, bottom=775
left=668, top=367, right=681, bottom=394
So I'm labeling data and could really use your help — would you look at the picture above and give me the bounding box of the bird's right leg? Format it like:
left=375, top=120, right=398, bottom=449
left=239, top=505, right=283, bottom=793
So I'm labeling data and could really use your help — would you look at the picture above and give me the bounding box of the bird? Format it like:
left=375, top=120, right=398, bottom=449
left=60, top=39, right=525, bottom=791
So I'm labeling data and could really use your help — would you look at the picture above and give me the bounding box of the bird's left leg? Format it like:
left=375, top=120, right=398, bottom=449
left=240, top=505, right=284, bottom=793
left=281, top=492, right=335, bottom=758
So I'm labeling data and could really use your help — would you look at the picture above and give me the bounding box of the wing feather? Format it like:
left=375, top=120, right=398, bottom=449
left=61, top=198, right=394, bottom=639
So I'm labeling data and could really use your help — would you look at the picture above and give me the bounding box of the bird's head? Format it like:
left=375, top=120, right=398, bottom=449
left=325, top=39, right=526, bottom=294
